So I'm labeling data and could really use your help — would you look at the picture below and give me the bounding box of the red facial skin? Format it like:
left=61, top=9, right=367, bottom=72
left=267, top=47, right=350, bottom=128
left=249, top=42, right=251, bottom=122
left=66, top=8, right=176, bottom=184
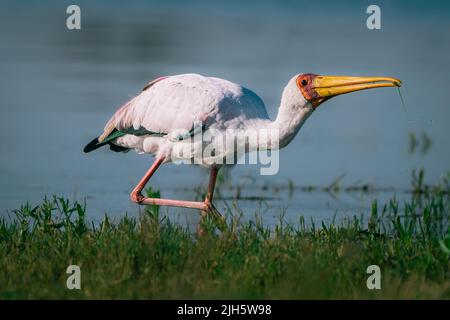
left=296, top=73, right=329, bottom=108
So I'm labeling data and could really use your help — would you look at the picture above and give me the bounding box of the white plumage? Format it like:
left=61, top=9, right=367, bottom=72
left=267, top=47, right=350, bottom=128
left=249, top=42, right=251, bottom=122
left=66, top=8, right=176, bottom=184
left=102, top=73, right=296, bottom=164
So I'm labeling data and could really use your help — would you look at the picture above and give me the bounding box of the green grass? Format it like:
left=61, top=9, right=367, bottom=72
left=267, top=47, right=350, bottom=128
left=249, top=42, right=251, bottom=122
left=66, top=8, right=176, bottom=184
left=0, top=172, right=449, bottom=299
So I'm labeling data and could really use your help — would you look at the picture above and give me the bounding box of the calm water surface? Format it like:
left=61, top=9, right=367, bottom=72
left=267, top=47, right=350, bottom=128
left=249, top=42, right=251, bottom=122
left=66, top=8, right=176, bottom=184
left=1, top=1, right=449, bottom=227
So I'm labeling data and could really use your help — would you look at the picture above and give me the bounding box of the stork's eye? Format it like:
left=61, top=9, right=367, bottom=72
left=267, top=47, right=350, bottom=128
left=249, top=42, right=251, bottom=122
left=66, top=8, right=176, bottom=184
left=301, top=79, right=308, bottom=86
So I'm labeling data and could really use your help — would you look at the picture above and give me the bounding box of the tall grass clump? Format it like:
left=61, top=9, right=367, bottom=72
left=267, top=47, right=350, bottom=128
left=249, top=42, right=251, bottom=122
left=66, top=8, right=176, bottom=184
left=0, top=171, right=449, bottom=299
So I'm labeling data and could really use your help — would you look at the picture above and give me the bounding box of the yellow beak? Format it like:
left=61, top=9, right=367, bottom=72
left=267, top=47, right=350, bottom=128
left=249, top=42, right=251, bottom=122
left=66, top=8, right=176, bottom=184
left=313, top=76, right=402, bottom=98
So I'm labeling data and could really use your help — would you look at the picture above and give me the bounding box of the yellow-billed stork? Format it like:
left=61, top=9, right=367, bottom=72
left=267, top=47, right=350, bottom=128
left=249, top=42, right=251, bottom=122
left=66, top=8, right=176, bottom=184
left=84, top=73, right=401, bottom=213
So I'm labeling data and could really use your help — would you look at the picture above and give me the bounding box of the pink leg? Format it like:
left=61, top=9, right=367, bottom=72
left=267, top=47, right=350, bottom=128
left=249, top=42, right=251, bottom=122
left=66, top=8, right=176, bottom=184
left=130, top=158, right=219, bottom=212
left=203, top=166, right=218, bottom=212
left=198, top=166, right=219, bottom=235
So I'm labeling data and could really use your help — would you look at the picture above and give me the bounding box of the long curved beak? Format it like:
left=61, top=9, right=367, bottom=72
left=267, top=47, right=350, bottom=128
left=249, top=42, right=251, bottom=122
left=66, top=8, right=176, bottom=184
left=313, top=76, right=402, bottom=98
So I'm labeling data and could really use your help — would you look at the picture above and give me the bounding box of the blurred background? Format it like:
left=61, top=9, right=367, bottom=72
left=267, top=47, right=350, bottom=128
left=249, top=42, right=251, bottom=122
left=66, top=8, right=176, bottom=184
left=0, top=0, right=449, bottom=226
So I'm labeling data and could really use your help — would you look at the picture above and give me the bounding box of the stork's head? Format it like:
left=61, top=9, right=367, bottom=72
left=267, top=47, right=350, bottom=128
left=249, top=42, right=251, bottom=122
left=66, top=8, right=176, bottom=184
left=275, top=73, right=402, bottom=149
left=295, top=73, right=402, bottom=109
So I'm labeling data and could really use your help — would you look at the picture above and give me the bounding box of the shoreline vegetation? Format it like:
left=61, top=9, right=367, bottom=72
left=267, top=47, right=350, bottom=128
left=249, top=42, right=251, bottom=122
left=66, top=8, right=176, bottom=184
left=0, top=170, right=449, bottom=299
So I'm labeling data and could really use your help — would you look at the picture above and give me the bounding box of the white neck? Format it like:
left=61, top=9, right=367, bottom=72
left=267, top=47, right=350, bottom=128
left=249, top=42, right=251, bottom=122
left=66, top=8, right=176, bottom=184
left=260, top=76, right=314, bottom=149
left=235, top=76, right=313, bottom=153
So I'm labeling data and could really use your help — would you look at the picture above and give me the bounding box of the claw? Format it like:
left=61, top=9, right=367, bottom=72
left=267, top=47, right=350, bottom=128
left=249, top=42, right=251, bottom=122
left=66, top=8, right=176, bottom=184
left=208, top=202, right=222, bottom=218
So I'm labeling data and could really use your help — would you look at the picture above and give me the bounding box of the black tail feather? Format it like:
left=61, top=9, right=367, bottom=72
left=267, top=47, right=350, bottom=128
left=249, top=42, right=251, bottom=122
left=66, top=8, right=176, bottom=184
left=83, top=137, right=104, bottom=153
left=109, top=143, right=129, bottom=152
left=84, top=137, right=129, bottom=153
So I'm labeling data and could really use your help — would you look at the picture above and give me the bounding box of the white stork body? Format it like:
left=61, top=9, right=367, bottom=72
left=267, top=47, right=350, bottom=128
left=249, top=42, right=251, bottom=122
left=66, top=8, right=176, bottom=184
left=84, top=72, right=400, bottom=218
left=97, top=73, right=310, bottom=165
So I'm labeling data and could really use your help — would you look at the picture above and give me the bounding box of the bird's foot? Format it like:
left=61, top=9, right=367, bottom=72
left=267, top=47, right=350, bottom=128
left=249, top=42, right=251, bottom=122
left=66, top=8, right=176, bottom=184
left=197, top=202, right=226, bottom=236
left=201, top=201, right=219, bottom=217
left=206, top=202, right=223, bottom=219
left=130, top=191, right=145, bottom=204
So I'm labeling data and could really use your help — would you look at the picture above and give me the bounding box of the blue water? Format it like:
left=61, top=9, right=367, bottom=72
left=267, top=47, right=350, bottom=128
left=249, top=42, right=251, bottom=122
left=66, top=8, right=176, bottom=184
left=0, top=0, right=449, bottom=226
